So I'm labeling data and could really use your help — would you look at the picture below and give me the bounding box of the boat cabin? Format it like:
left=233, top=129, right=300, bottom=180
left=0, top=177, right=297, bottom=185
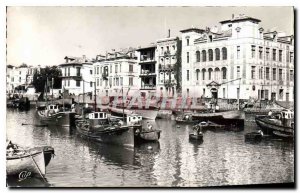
left=88, top=112, right=109, bottom=126
left=278, top=110, right=294, bottom=127
left=127, top=114, right=142, bottom=126
left=47, top=104, right=59, bottom=113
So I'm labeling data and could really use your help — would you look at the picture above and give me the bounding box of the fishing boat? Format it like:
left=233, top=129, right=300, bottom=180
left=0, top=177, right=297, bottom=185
left=189, top=133, right=203, bottom=141
left=6, top=142, right=54, bottom=177
left=76, top=111, right=135, bottom=148
left=126, top=114, right=161, bottom=143
left=255, top=109, right=294, bottom=139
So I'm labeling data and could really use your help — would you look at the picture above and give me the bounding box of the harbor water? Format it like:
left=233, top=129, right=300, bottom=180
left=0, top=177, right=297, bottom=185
left=6, top=108, right=294, bottom=187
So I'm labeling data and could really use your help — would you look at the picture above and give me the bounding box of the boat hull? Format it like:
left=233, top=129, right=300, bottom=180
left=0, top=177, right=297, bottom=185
left=7, top=151, right=46, bottom=177
left=189, top=133, right=203, bottom=141
left=255, top=116, right=294, bottom=136
left=76, top=124, right=135, bottom=148
left=110, top=107, right=158, bottom=120
left=135, top=130, right=161, bottom=143
left=192, top=110, right=245, bottom=129
left=37, top=111, right=76, bottom=127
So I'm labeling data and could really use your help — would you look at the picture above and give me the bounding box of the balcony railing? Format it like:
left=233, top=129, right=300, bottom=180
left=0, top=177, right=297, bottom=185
left=140, top=56, right=155, bottom=63
left=141, top=84, right=156, bottom=90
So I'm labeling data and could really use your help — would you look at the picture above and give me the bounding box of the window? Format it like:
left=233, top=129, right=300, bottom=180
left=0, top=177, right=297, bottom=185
left=161, top=47, right=163, bottom=54
left=272, top=68, right=276, bottom=80
left=290, top=70, right=294, bottom=81
left=97, top=78, right=99, bottom=86
left=279, top=50, right=283, bottom=62
left=129, top=77, right=133, bottom=86
left=120, top=77, right=123, bottom=86
left=187, top=70, right=189, bottom=81
left=19, top=77, right=21, bottom=82
left=196, top=69, right=200, bottom=81
left=215, top=48, right=220, bottom=61
left=279, top=89, right=284, bottom=100
left=90, top=81, right=93, bottom=87
left=90, top=70, right=93, bottom=75
left=110, top=66, right=112, bottom=73
left=196, top=51, right=200, bottom=62
left=290, top=52, right=294, bottom=63
left=120, top=64, right=122, bottom=72
left=76, top=80, right=80, bottom=87
left=251, top=66, right=256, bottom=79
left=272, top=49, right=276, bottom=61
left=187, top=39, right=189, bottom=46
left=279, top=69, right=283, bottom=81
left=109, top=77, right=112, bottom=86
left=259, top=47, right=263, bottom=59
left=266, top=67, right=270, bottom=80
left=223, top=88, right=226, bottom=99
left=259, top=67, right=263, bottom=79
left=187, top=52, right=189, bottom=63
left=76, top=67, right=81, bottom=76
left=116, top=78, right=119, bottom=86
left=266, top=48, right=270, bottom=60
left=251, top=45, right=255, bottom=58
left=202, top=50, right=206, bottom=62
left=202, top=69, right=205, bottom=80
left=208, top=69, right=212, bottom=80
left=286, top=50, right=289, bottom=63
left=64, top=68, right=67, bottom=76
left=129, top=64, right=133, bottom=72
left=237, top=46, right=240, bottom=59
left=222, top=47, right=227, bottom=60
left=222, top=67, right=227, bottom=79
left=115, top=65, right=118, bottom=73
left=100, top=79, right=102, bottom=86
left=113, top=78, right=115, bottom=86
left=237, top=66, right=240, bottom=78
left=208, top=49, right=213, bottom=61
left=68, top=80, right=70, bottom=86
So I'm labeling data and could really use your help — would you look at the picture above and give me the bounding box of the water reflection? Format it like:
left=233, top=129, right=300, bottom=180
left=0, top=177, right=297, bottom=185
left=6, top=108, right=294, bottom=187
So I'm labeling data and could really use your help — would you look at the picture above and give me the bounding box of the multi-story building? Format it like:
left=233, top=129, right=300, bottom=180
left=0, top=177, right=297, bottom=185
left=6, top=64, right=36, bottom=93
left=180, top=14, right=294, bottom=102
left=156, top=34, right=181, bottom=97
left=59, top=55, right=94, bottom=95
left=93, top=48, right=140, bottom=97
left=136, top=44, right=157, bottom=98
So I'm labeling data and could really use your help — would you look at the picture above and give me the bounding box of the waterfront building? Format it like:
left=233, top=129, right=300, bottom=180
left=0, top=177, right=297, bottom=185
left=93, top=48, right=140, bottom=97
left=6, top=64, right=38, bottom=93
left=136, top=32, right=182, bottom=98
left=180, top=14, right=294, bottom=102
left=59, top=55, right=94, bottom=95
left=156, top=32, right=181, bottom=97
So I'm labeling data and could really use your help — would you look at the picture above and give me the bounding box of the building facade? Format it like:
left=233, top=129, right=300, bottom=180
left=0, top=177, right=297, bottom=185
left=156, top=36, right=181, bottom=97
left=59, top=56, right=94, bottom=95
left=93, top=48, right=140, bottom=97
left=180, top=14, right=294, bottom=102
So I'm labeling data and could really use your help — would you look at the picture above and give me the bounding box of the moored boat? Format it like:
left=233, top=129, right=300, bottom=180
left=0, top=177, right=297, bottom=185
left=175, top=113, right=198, bottom=124
left=193, top=120, right=226, bottom=131
left=6, top=142, right=54, bottom=177
left=109, top=105, right=158, bottom=120
left=76, top=111, right=135, bottom=148
left=255, top=109, right=294, bottom=139
left=244, top=131, right=263, bottom=141
left=189, top=133, right=203, bottom=141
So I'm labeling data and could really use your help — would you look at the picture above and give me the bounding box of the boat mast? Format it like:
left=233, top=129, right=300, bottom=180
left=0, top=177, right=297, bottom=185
left=94, top=78, right=97, bottom=111
left=122, top=86, right=125, bottom=122
left=51, top=77, right=54, bottom=104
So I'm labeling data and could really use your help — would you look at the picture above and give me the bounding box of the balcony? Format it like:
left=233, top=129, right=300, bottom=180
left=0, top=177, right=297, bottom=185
left=159, top=64, right=175, bottom=71
left=140, top=69, right=156, bottom=77
left=140, top=55, right=156, bottom=63
left=141, top=84, right=156, bottom=90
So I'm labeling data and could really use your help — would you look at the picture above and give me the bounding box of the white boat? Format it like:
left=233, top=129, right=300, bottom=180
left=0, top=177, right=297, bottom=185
left=109, top=106, right=158, bottom=120
left=7, top=149, right=46, bottom=177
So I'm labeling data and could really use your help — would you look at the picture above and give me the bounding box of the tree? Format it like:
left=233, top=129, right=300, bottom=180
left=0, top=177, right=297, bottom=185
left=32, top=66, right=62, bottom=93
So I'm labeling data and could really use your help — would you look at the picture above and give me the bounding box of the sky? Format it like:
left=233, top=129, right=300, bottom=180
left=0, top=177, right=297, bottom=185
left=6, top=6, right=294, bottom=67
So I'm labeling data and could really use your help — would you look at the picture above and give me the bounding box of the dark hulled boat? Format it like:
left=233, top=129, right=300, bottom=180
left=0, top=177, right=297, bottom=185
left=76, top=112, right=135, bottom=148
left=255, top=109, right=294, bottom=139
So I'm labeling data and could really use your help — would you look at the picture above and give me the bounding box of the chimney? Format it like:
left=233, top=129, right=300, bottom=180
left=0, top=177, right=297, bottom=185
left=232, top=14, right=234, bottom=19
left=168, top=29, right=170, bottom=38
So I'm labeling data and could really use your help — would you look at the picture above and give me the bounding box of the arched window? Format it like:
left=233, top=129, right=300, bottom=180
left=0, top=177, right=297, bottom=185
left=221, top=67, right=227, bottom=79
left=222, top=47, right=227, bottom=60
left=202, top=50, right=206, bottom=62
left=215, top=68, right=220, bottom=81
left=196, top=69, right=200, bottom=80
left=208, top=68, right=213, bottom=80
left=208, top=49, right=213, bottom=61
left=196, top=51, right=200, bottom=62
left=202, top=69, right=206, bottom=80
left=215, top=48, right=220, bottom=61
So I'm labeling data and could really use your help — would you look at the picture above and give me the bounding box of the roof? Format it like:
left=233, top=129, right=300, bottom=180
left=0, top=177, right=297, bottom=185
left=220, top=14, right=261, bottom=24
left=136, top=44, right=156, bottom=51
left=180, top=28, right=205, bottom=34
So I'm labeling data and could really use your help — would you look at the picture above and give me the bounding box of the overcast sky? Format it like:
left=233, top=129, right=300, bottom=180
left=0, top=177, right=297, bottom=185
left=6, top=6, right=294, bottom=67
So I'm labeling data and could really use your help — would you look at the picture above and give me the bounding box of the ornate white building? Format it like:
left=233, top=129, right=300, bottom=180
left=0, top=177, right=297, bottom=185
left=59, top=55, right=94, bottom=95
left=93, top=48, right=140, bottom=97
left=180, top=14, right=294, bottom=102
